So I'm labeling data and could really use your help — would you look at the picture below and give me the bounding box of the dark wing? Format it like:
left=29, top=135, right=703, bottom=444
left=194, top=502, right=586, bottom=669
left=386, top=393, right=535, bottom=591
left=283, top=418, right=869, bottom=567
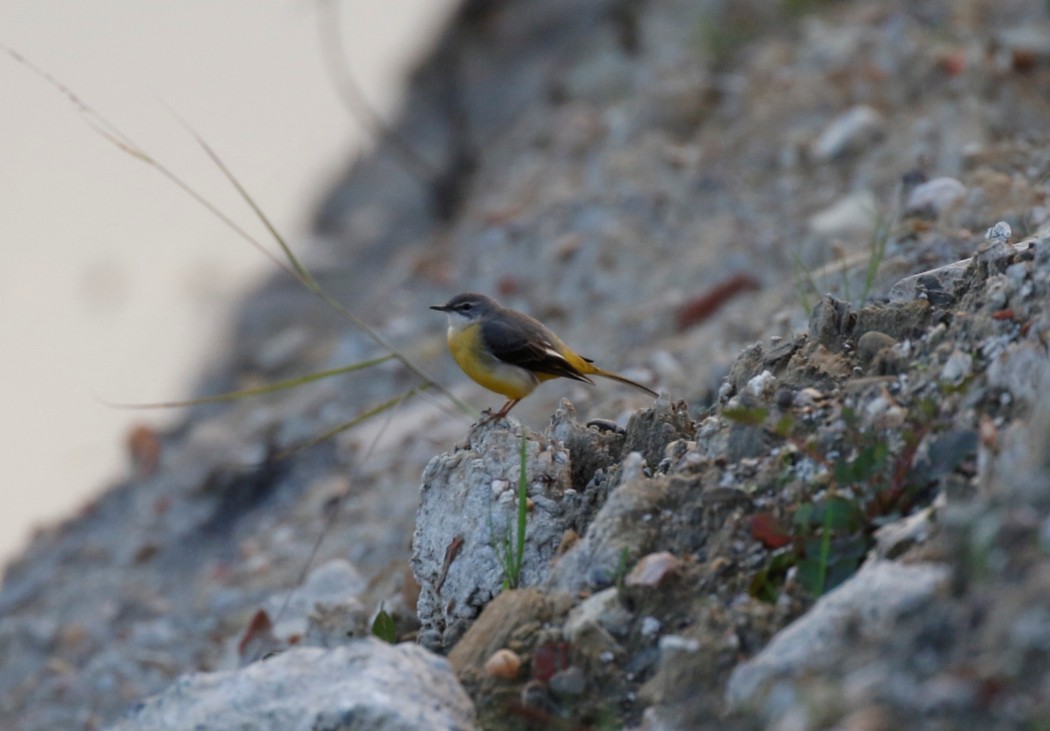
left=481, top=312, right=595, bottom=384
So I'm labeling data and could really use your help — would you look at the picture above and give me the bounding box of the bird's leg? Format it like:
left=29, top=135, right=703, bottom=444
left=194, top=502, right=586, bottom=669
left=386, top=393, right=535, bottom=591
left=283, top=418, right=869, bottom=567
left=481, top=398, right=520, bottom=424
left=495, top=399, right=520, bottom=418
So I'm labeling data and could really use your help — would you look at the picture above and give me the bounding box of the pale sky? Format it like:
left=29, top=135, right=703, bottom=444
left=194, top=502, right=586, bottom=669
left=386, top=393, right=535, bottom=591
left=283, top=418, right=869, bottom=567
left=0, top=0, right=457, bottom=568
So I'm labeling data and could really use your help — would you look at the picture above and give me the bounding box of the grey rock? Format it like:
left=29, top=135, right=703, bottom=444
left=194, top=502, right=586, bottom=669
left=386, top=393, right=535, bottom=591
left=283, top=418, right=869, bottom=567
left=618, top=401, right=696, bottom=475
left=872, top=502, right=938, bottom=560
left=640, top=615, right=661, bottom=638
left=563, top=587, right=631, bottom=642
left=940, top=349, right=973, bottom=383
left=808, top=296, right=854, bottom=347
left=856, top=331, right=897, bottom=366
left=265, top=559, right=367, bottom=639
left=305, top=600, right=370, bottom=648
left=905, top=177, right=966, bottom=218
left=986, top=342, right=1050, bottom=409
left=725, top=561, right=950, bottom=710
left=108, top=640, right=475, bottom=731
left=811, top=105, right=885, bottom=161
left=807, top=190, right=878, bottom=239
left=743, top=370, right=777, bottom=399
left=658, top=634, right=700, bottom=655
left=985, top=220, right=1013, bottom=246
left=995, top=25, right=1050, bottom=62
left=979, top=368, right=1050, bottom=507
left=411, top=422, right=574, bottom=650
left=887, top=258, right=970, bottom=304
left=544, top=453, right=657, bottom=594
left=1009, top=607, right=1050, bottom=652
left=550, top=666, right=587, bottom=697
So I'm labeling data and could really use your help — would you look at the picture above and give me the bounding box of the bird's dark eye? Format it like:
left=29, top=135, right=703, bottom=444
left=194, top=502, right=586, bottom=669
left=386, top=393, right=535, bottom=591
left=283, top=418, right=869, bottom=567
left=458, top=303, right=472, bottom=311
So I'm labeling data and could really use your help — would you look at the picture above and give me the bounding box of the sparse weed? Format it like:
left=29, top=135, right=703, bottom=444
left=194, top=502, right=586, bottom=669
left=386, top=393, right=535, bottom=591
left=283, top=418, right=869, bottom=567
left=793, top=196, right=896, bottom=313
left=496, top=432, right=530, bottom=590
left=371, top=604, right=397, bottom=644
left=738, top=397, right=976, bottom=599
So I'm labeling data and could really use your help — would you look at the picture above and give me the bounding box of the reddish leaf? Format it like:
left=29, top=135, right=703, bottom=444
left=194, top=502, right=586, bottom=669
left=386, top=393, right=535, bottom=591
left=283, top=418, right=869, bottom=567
left=531, top=641, right=570, bottom=684
left=751, top=512, right=791, bottom=549
left=676, top=273, right=761, bottom=331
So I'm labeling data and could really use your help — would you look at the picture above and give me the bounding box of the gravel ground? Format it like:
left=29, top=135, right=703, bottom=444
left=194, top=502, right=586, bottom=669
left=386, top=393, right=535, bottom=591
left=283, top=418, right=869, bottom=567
left=3, top=1, right=1050, bottom=729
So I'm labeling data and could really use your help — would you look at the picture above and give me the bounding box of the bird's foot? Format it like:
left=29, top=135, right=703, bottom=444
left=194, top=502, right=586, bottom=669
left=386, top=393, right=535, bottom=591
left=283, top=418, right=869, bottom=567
left=477, top=400, right=519, bottom=426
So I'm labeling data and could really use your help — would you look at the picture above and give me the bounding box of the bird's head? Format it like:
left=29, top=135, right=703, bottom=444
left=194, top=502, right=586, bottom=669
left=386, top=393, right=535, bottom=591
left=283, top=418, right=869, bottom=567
left=430, top=293, right=498, bottom=329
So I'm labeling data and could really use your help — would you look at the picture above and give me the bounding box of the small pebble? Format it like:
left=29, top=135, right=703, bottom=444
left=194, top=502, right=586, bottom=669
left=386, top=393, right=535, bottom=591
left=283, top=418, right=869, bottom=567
left=857, top=331, right=898, bottom=366
left=745, top=370, right=778, bottom=399
left=905, top=177, right=966, bottom=217
left=625, top=551, right=682, bottom=587
left=795, top=387, right=826, bottom=407
left=986, top=221, right=1012, bottom=245
left=718, top=381, right=734, bottom=401
left=484, top=648, right=522, bottom=679
left=549, top=666, right=587, bottom=697
left=659, top=635, right=700, bottom=653
left=940, top=349, right=973, bottom=383
left=808, top=190, right=878, bottom=238
left=811, top=105, right=885, bottom=161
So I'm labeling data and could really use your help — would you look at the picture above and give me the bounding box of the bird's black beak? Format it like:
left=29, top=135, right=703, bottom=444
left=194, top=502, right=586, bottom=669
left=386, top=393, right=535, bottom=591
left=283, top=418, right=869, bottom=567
left=430, top=304, right=449, bottom=312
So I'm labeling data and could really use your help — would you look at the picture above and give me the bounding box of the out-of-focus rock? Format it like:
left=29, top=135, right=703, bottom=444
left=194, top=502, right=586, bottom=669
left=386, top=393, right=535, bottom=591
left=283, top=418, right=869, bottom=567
left=109, top=640, right=475, bottom=731
left=904, top=177, right=967, bottom=218
left=725, top=561, right=951, bottom=711
left=810, top=106, right=885, bottom=161
left=808, top=190, right=879, bottom=240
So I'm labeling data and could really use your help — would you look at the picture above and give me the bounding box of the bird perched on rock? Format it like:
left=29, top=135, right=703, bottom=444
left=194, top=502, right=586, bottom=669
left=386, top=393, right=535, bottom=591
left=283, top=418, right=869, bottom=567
left=431, top=293, right=657, bottom=419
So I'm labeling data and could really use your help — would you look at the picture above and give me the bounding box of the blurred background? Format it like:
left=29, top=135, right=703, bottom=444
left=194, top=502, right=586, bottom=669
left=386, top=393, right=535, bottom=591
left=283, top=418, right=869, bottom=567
left=0, top=0, right=457, bottom=568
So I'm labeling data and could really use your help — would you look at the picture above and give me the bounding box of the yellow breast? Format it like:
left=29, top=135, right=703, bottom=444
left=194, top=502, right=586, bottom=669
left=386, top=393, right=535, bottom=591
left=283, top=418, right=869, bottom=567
left=447, top=323, right=539, bottom=400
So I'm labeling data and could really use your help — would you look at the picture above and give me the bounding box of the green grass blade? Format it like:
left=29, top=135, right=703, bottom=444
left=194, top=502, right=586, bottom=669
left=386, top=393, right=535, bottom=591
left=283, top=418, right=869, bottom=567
left=278, top=386, right=425, bottom=458
left=861, top=212, right=890, bottom=304
left=815, top=507, right=833, bottom=596
left=514, top=431, right=528, bottom=585
left=316, top=0, right=437, bottom=181
left=176, top=119, right=319, bottom=289
left=5, top=47, right=475, bottom=417
left=791, top=250, right=818, bottom=316
left=2, top=47, right=299, bottom=280
left=111, top=355, right=395, bottom=409
left=177, top=120, right=476, bottom=417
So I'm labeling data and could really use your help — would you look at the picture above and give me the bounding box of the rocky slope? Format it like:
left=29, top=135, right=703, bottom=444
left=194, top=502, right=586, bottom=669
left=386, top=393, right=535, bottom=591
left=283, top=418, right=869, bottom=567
left=4, top=0, right=1050, bottom=729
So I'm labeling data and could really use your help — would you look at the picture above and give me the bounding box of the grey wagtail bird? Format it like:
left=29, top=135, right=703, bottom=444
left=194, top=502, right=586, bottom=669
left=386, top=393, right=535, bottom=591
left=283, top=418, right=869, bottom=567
left=431, top=293, right=657, bottom=419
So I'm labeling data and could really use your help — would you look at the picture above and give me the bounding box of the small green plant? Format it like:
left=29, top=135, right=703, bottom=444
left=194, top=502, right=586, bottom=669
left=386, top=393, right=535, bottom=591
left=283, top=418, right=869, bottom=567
left=792, top=198, right=895, bottom=312
left=860, top=207, right=892, bottom=304
left=750, top=402, right=976, bottom=600
left=371, top=604, right=397, bottom=644
left=791, top=251, right=820, bottom=317
left=792, top=497, right=868, bottom=595
left=613, top=546, right=632, bottom=589
left=723, top=403, right=769, bottom=426
left=496, top=432, right=530, bottom=590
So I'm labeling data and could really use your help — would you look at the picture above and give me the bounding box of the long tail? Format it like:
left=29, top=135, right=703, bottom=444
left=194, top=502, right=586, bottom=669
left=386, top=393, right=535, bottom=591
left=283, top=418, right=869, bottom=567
left=591, top=366, right=659, bottom=398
